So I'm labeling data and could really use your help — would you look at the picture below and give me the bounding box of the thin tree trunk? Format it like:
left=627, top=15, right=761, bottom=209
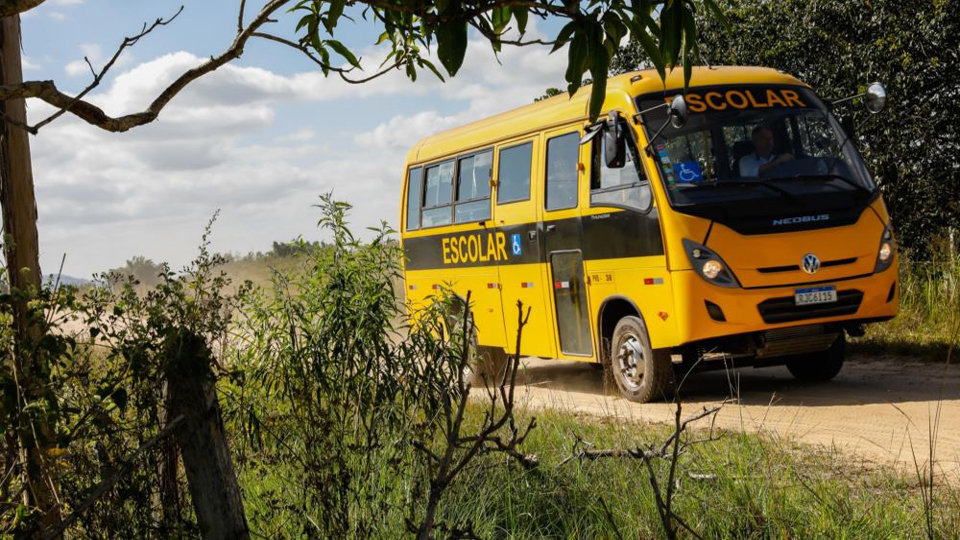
left=166, top=329, right=249, bottom=540
left=0, top=13, right=59, bottom=532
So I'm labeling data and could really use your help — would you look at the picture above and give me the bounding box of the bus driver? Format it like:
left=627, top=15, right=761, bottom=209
left=739, top=126, right=794, bottom=177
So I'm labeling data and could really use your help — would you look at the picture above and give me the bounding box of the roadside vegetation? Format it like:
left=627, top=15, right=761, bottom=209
left=855, top=244, right=960, bottom=359
left=0, top=0, right=956, bottom=537
left=0, top=198, right=955, bottom=538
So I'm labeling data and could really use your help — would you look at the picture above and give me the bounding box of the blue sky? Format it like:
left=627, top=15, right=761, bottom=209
left=20, top=0, right=570, bottom=277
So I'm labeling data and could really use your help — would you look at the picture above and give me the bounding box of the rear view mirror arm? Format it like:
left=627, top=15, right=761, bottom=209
left=644, top=117, right=672, bottom=157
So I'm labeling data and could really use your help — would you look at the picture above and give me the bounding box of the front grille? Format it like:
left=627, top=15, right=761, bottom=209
left=757, top=257, right=858, bottom=274
left=756, top=325, right=839, bottom=358
left=757, top=289, right=863, bottom=323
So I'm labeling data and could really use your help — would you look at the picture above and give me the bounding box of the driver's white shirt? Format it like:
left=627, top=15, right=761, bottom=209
left=739, top=153, right=775, bottom=177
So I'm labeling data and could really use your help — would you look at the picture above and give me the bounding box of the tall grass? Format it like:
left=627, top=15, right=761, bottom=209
left=237, top=403, right=960, bottom=538
left=855, top=246, right=960, bottom=359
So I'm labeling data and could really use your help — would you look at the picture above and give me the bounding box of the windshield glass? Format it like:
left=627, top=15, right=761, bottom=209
left=637, top=86, right=875, bottom=207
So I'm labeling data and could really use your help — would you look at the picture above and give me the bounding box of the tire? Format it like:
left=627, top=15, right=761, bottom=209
left=605, top=316, right=675, bottom=403
left=443, top=299, right=509, bottom=388
left=786, top=332, right=846, bottom=382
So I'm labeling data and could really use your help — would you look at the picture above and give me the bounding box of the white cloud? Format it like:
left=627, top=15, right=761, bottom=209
left=65, top=43, right=134, bottom=77
left=27, top=24, right=569, bottom=277
left=22, top=55, right=41, bottom=71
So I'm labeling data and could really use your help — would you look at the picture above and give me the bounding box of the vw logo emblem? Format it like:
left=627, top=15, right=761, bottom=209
left=801, top=253, right=820, bottom=274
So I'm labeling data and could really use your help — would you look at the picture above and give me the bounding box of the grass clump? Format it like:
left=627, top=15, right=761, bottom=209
left=429, top=404, right=960, bottom=539
left=853, top=245, right=960, bottom=360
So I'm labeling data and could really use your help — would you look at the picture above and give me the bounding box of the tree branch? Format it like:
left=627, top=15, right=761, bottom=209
left=25, top=5, right=184, bottom=134
left=0, top=0, right=291, bottom=134
left=0, top=0, right=45, bottom=18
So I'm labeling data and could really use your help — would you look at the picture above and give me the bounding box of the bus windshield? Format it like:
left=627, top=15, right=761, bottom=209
left=637, top=86, right=876, bottom=208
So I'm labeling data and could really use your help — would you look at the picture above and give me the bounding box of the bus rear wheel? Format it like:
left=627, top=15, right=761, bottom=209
left=467, top=346, right=509, bottom=387
left=606, top=316, right=674, bottom=403
left=785, top=332, right=846, bottom=382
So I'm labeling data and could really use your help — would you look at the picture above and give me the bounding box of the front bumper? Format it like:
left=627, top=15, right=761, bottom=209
left=669, top=267, right=898, bottom=346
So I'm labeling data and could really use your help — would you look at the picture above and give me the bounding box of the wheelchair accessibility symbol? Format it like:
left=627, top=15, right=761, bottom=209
left=675, top=161, right=703, bottom=184
left=511, top=234, right=522, bottom=256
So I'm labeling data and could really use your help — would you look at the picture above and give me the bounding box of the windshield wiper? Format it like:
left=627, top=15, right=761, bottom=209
left=679, top=179, right=800, bottom=202
left=780, top=174, right=872, bottom=195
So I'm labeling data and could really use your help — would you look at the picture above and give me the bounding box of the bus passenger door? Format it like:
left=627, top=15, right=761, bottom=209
left=540, top=127, right=594, bottom=358
left=492, top=137, right=555, bottom=358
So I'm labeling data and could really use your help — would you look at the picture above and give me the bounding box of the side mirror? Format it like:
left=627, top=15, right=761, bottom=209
left=668, top=95, right=688, bottom=128
left=603, top=112, right=626, bottom=168
left=865, top=82, right=886, bottom=114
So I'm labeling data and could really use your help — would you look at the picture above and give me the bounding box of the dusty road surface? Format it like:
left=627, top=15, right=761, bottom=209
left=501, top=355, right=960, bottom=478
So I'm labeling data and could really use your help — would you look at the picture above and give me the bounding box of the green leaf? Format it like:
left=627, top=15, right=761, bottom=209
left=658, top=1, right=682, bottom=67
left=552, top=20, right=578, bottom=53
left=635, top=28, right=666, bottom=80
left=565, top=32, right=588, bottom=96
left=602, top=12, right=627, bottom=44
left=295, top=13, right=314, bottom=34
left=375, top=31, right=391, bottom=45
left=512, top=7, right=528, bottom=34
left=702, top=0, right=732, bottom=32
left=325, top=0, right=346, bottom=33
left=326, top=39, right=361, bottom=69
left=681, top=5, right=699, bottom=90
left=492, top=6, right=511, bottom=33
left=436, top=20, right=468, bottom=75
left=318, top=46, right=330, bottom=76
left=418, top=58, right=446, bottom=82
left=588, top=48, right=610, bottom=120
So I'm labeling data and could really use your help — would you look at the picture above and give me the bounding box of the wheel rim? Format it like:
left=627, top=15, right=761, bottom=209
left=616, top=334, right=645, bottom=390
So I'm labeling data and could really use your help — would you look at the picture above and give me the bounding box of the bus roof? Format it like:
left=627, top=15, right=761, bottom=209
left=406, top=66, right=808, bottom=164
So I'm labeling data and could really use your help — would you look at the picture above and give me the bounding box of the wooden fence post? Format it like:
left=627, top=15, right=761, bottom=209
left=165, top=328, right=249, bottom=540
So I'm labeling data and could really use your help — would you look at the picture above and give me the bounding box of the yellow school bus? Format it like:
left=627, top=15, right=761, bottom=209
left=399, top=66, right=897, bottom=402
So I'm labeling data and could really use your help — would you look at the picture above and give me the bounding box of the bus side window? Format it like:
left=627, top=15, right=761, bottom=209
left=545, top=132, right=580, bottom=211
left=454, top=150, right=493, bottom=223
left=497, top=142, right=532, bottom=204
left=405, top=167, right=422, bottom=230
left=590, top=137, right=652, bottom=212
left=421, top=160, right=455, bottom=227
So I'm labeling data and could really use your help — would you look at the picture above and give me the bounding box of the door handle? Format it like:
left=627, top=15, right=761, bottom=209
left=527, top=230, right=537, bottom=240
left=545, top=224, right=556, bottom=232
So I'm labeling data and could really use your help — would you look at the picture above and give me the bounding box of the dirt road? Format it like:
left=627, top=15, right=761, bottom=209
left=505, top=355, right=960, bottom=478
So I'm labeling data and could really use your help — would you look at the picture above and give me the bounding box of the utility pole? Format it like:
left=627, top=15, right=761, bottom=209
left=0, top=13, right=60, bottom=531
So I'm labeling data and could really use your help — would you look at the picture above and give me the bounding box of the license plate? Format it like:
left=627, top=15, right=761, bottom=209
left=794, top=286, right=837, bottom=306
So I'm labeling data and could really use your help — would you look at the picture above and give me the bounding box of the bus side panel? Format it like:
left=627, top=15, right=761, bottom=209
left=498, top=262, right=556, bottom=357
left=584, top=255, right=679, bottom=351
left=404, top=267, right=507, bottom=348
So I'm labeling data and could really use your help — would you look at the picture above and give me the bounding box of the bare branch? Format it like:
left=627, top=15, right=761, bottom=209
left=0, top=0, right=290, bottom=133
left=26, top=5, right=185, bottom=133
left=339, top=59, right=403, bottom=84
left=237, top=0, right=246, bottom=34
left=82, top=56, right=96, bottom=79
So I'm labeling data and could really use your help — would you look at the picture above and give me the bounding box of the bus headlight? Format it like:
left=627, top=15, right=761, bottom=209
left=702, top=260, right=723, bottom=279
left=682, top=239, right=739, bottom=288
left=879, top=242, right=892, bottom=262
left=874, top=224, right=896, bottom=273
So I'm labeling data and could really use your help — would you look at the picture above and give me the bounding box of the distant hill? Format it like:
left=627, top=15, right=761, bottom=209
left=45, top=274, right=93, bottom=288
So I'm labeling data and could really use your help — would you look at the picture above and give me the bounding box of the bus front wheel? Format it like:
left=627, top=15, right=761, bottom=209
left=606, top=316, right=675, bottom=403
left=785, top=332, right=846, bottom=382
